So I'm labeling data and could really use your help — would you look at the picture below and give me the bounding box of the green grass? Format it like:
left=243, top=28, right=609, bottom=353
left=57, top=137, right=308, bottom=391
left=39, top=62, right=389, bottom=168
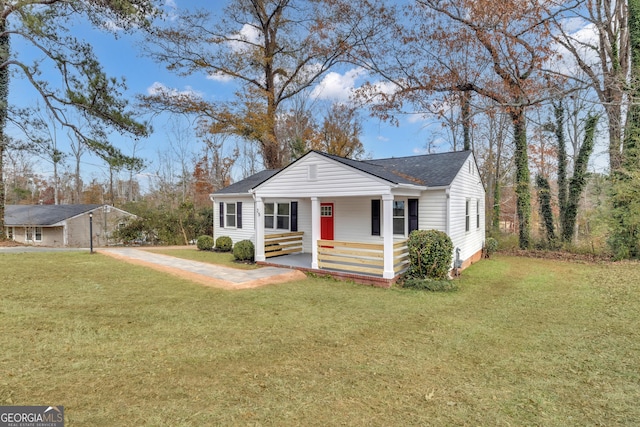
left=1, top=253, right=639, bottom=426
left=144, top=247, right=260, bottom=270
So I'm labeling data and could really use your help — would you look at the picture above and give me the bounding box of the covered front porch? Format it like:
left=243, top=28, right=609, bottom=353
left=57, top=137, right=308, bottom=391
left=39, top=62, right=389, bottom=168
left=257, top=238, right=409, bottom=287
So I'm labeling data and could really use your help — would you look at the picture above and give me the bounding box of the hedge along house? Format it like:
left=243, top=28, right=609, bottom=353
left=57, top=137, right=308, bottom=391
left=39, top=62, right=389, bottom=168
left=211, top=150, right=486, bottom=285
left=4, top=204, right=135, bottom=247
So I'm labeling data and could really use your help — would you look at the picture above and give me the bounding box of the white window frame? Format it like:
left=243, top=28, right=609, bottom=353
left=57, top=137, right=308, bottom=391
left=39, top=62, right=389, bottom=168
left=476, top=199, right=481, bottom=229
left=465, top=199, right=470, bottom=232
left=264, top=202, right=290, bottom=231
left=225, top=203, right=237, bottom=228
left=393, top=200, right=406, bottom=236
left=26, top=226, right=43, bottom=242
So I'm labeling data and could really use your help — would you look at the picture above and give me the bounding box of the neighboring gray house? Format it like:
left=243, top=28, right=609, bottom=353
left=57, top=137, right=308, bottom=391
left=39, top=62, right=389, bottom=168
left=4, top=204, right=135, bottom=247
left=211, top=150, right=486, bottom=282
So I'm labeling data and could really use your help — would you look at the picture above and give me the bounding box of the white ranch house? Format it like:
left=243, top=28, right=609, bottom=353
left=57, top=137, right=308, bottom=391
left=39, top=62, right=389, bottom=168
left=211, top=150, right=485, bottom=284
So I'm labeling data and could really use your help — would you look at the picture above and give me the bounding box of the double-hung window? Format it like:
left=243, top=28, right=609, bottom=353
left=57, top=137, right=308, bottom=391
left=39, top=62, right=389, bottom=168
left=226, top=203, right=236, bottom=228
left=393, top=200, right=405, bottom=235
left=465, top=200, right=470, bottom=232
left=26, top=227, right=42, bottom=242
left=219, top=202, right=242, bottom=229
left=264, top=202, right=292, bottom=230
left=476, top=199, right=480, bottom=229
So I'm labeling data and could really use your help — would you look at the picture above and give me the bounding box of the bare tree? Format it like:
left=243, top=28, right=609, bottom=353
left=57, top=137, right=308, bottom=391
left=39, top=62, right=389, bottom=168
left=140, top=0, right=388, bottom=169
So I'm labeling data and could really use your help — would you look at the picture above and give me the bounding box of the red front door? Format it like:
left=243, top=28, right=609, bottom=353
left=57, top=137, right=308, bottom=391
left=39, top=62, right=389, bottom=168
left=320, top=203, right=334, bottom=241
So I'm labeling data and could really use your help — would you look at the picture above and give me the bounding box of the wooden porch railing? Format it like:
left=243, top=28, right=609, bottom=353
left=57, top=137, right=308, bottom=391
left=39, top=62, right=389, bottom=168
left=265, top=231, right=304, bottom=258
left=317, top=239, right=409, bottom=276
left=393, top=240, right=410, bottom=273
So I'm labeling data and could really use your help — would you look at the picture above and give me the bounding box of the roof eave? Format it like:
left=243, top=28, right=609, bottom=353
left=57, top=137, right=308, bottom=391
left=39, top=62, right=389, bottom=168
left=211, top=192, right=252, bottom=198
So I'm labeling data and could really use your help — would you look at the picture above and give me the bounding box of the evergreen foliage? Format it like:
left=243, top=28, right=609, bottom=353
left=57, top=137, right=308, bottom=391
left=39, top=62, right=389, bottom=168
left=402, top=278, right=458, bottom=292
left=484, top=237, right=499, bottom=258
left=406, top=230, right=454, bottom=280
left=196, top=235, right=214, bottom=251
left=608, top=0, right=640, bottom=259
left=215, top=236, right=233, bottom=252
left=609, top=142, right=640, bottom=259
left=233, top=240, right=255, bottom=261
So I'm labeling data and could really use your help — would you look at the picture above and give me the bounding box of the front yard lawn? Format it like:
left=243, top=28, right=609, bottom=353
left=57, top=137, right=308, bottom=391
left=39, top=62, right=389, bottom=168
left=0, top=253, right=638, bottom=425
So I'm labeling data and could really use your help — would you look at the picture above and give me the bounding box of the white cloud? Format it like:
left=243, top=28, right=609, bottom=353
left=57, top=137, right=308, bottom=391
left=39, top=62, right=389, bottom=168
left=228, top=24, right=262, bottom=53
left=310, top=67, right=367, bottom=102
left=206, top=72, right=234, bottom=83
left=146, top=81, right=202, bottom=98
left=550, top=20, right=600, bottom=76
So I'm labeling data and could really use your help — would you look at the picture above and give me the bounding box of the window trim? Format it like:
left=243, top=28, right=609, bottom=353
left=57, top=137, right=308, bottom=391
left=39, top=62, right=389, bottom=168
left=476, top=199, right=480, bottom=229
left=371, top=200, right=381, bottom=236
left=225, top=202, right=237, bottom=228
left=219, top=202, right=242, bottom=229
left=26, top=226, right=43, bottom=242
left=264, top=202, right=292, bottom=231
left=393, top=199, right=406, bottom=236
left=465, top=199, right=470, bottom=232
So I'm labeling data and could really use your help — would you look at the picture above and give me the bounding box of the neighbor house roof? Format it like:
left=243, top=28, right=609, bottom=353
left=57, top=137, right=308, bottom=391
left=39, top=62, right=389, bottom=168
left=212, top=150, right=473, bottom=195
left=5, top=204, right=105, bottom=226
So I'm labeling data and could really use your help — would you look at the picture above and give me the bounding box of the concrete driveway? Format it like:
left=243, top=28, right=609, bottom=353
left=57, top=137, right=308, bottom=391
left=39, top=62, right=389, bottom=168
left=0, top=245, right=306, bottom=290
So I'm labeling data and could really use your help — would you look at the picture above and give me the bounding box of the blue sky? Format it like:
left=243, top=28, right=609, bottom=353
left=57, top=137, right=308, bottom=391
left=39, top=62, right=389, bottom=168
left=8, top=1, right=610, bottom=190
left=7, top=2, right=444, bottom=188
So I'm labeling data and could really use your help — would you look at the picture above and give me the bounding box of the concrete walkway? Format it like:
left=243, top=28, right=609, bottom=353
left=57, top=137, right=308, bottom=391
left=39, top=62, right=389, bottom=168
left=97, top=247, right=306, bottom=290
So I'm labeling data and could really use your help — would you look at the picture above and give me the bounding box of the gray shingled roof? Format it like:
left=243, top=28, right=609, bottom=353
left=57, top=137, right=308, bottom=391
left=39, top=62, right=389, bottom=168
left=367, top=150, right=472, bottom=187
left=212, top=150, right=473, bottom=195
left=213, top=169, right=280, bottom=195
left=315, top=152, right=422, bottom=185
left=5, top=204, right=104, bottom=226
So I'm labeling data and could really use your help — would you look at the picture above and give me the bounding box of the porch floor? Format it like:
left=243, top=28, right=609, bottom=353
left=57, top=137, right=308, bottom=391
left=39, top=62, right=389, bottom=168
left=258, top=253, right=400, bottom=287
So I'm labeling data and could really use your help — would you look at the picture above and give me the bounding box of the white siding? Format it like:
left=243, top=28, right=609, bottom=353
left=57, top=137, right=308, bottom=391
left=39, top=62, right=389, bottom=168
left=448, top=157, right=486, bottom=263
left=213, top=196, right=255, bottom=246
left=333, top=197, right=384, bottom=244
left=419, top=189, right=447, bottom=232
left=298, top=199, right=312, bottom=252
left=255, top=153, right=392, bottom=198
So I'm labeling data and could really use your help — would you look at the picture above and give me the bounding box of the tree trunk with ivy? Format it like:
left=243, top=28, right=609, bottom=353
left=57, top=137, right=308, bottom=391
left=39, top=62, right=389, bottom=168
left=536, top=174, right=555, bottom=244
left=511, top=107, right=531, bottom=249
left=609, top=0, right=640, bottom=258
left=562, top=115, right=597, bottom=243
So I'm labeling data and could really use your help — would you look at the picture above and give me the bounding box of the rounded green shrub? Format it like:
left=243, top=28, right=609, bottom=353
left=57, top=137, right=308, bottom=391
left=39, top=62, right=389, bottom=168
left=215, top=236, right=233, bottom=252
left=196, top=235, right=214, bottom=251
left=484, top=237, right=498, bottom=258
left=406, top=229, right=454, bottom=280
left=233, top=239, right=255, bottom=261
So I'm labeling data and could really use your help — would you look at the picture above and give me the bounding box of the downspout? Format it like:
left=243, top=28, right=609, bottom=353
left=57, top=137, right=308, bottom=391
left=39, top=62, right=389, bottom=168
left=445, top=187, right=451, bottom=236
left=209, top=194, right=216, bottom=242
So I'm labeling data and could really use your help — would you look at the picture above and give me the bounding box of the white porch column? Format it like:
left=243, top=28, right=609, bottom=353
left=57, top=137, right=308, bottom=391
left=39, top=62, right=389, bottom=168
left=382, top=193, right=395, bottom=279
left=311, top=197, right=320, bottom=269
left=255, top=196, right=265, bottom=262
